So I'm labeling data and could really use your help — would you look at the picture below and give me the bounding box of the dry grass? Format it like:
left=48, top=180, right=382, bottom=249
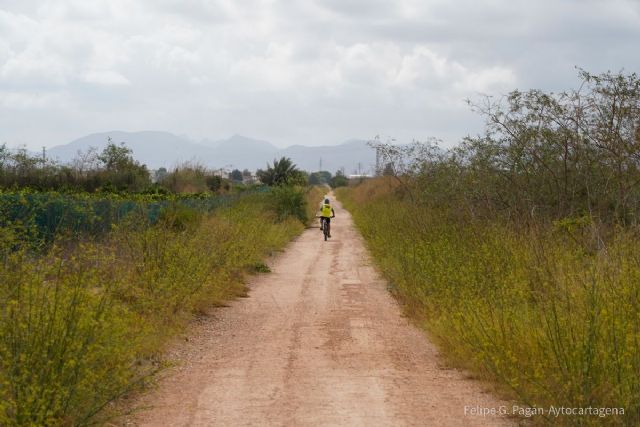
left=338, top=180, right=639, bottom=426
left=0, top=190, right=307, bottom=425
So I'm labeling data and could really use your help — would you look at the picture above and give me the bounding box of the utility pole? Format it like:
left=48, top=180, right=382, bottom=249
left=42, top=147, right=46, bottom=167
left=319, top=157, right=322, bottom=172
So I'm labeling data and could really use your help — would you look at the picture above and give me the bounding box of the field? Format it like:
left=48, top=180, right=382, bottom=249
left=0, top=185, right=324, bottom=425
left=338, top=179, right=639, bottom=426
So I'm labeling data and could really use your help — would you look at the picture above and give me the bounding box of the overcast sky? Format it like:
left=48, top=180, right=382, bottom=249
left=1, top=0, right=639, bottom=150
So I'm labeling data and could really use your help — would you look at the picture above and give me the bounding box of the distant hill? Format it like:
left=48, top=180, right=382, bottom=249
left=202, top=134, right=279, bottom=169
left=279, top=139, right=374, bottom=174
left=47, top=131, right=214, bottom=168
left=47, top=131, right=376, bottom=174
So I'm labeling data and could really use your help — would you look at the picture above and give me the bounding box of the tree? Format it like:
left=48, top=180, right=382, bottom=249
left=230, top=169, right=243, bottom=182
left=461, top=69, right=640, bottom=223
left=330, top=169, right=348, bottom=188
left=0, top=144, right=9, bottom=170
left=309, top=173, right=321, bottom=185
left=71, top=147, right=99, bottom=177
left=206, top=174, right=222, bottom=192
left=154, top=167, right=168, bottom=182
left=98, top=139, right=134, bottom=171
left=309, top=171, right=332, bottom=185
left=369, top=139, right=441, bottom=202
left=288, top=170, right=309, bottom=186
left=257, top=157, right=303, bottom=186
left=97, top=139, right=150, bottom=191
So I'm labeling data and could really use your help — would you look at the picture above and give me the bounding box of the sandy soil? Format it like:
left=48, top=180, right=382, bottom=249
left=129, top=195, right=514, bottom=426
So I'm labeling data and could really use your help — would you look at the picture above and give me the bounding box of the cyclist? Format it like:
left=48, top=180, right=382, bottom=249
left=319, top=198, right=335, bottom=237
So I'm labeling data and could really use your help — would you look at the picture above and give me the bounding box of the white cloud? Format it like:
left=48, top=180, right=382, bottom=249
left=0, top=0, right=638, bottom=149
left=83, top=70, right=130, bottom=86
left=0, top=91, right=70, bottom=110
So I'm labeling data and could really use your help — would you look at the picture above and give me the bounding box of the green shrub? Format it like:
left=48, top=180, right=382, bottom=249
left=270, top=186, right=307, bottom=223
left=253, top=262, right=271, bottom=273
left=339, top=181, right=639, bottom=426
left=0, top=238, right=147, bottom=426
left=158, top=204, right=202, bottom=231
left=305, top=186, right=328, bottom=225
left=0, top=189, right=306, bottom=425
left=329, top=173, right=348, bottom=188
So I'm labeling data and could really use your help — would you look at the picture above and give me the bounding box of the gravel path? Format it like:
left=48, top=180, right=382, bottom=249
left=130, top=195, right=514, bottom=426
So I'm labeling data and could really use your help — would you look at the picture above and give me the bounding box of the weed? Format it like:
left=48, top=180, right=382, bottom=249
left=338, top=182, right=639, bottom=426
left=0, top=189, right=309, bottom=425
left=253, top=262, right=271, bottom=273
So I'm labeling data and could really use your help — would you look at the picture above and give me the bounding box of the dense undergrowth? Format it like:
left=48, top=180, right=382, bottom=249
left=339, top=178, right=639, bottom=426
left=0, top=187, right=317, bottom=426
left=343, top=71, right=640, bottom=425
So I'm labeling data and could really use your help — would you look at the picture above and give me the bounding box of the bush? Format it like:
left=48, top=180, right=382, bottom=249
left=0, top=141, right=151, bottom=193
left=158, top=163, right=222, bottom=194
left=270, top=186, right=307, bottom=223
left=158, top=204, right=202, bottom=231
left=329, top=172, right=348, bottom=188
left=0, top=236, right=146, bottom=426
left=205, top=175, right=222, bottom=192
left=257, top=157, right=306, bottom=186
left=339, top=181, right=639, bottom=426
left=0, top=189, right=306, bottom=425
left=305, top=186, right=329, bottom=225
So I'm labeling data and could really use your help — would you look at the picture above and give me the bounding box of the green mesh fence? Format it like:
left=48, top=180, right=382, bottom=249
left=0, top=188, right=268, bottom=243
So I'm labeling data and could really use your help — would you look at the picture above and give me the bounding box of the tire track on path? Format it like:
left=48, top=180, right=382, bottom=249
left=130, top=195, right=514, bottom=426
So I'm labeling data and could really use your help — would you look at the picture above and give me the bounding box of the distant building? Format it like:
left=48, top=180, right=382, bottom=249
left=216, top=169, right=231, bottom=179
left=347, top=174, right=371, bottom=179
left=151, top=167, right=168, bottom=183
left=242, top=174, right=259, bottom=185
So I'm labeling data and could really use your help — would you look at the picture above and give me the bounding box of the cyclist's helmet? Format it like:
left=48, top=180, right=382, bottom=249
left=324, top=198, right=330, bottom=204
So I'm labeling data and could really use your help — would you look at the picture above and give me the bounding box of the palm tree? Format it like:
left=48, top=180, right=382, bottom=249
left=257, top=157, right=300, bottom=186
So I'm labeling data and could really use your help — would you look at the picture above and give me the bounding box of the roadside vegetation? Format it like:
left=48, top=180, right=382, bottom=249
left=308, top=170, right=349, bottom=188
left=338, top=70, right=640, bottom=426
left=0, top=145, right=319, bottom=424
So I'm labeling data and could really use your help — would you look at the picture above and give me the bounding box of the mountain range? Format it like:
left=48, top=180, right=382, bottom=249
left=46, top=131, right=376, bottom=174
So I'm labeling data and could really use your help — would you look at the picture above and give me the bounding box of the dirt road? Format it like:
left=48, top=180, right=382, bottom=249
left=131, top=196, right=513, bottom=426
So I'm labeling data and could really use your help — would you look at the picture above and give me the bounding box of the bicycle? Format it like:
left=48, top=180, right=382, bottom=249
left=318, top=215, right=334, bottom=241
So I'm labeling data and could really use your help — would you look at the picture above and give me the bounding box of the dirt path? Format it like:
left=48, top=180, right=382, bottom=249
left=130, top=195, right=513, bottom=426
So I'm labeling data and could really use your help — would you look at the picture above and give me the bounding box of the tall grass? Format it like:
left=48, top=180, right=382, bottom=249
left=304, top=186, right=328, bottom=225
left=0, top=190, right=306, bottom=425
left=338, top=179, right=639, bottom=426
